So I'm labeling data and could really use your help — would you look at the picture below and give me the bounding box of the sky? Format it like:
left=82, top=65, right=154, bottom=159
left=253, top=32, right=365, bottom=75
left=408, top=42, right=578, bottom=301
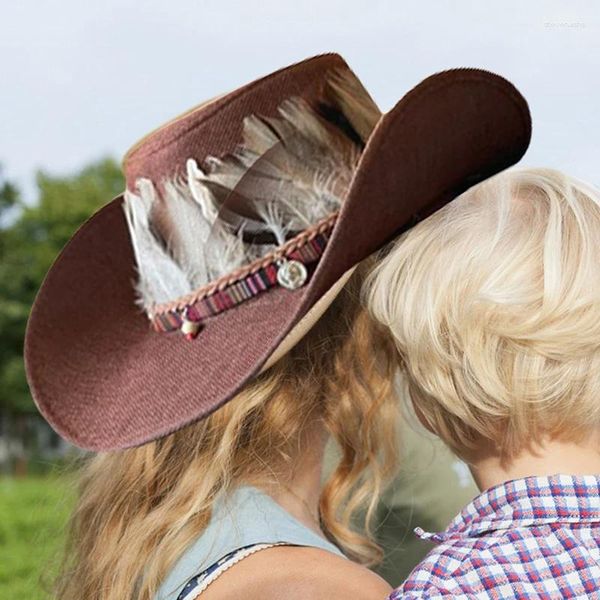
left=2, top=0, right=599, bottom=203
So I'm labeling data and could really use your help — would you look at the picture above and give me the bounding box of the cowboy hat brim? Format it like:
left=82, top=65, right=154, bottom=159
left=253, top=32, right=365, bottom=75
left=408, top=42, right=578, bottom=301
left=24, top=63, right=531, bottom=451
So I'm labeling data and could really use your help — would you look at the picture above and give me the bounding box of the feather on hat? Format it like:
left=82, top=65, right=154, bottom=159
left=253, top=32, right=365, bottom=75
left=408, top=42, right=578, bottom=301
left=122, top=71, right=377, bottom=333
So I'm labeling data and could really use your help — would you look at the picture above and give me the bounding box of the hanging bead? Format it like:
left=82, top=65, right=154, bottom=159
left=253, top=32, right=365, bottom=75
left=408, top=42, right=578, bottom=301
left=180, top=307, right=202, bottom=340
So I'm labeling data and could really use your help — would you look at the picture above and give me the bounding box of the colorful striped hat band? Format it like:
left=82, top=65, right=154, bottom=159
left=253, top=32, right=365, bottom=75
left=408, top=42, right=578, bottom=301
left=122, top=69, right=369, bottom=341
left=151, top=212, right=337, bottom=340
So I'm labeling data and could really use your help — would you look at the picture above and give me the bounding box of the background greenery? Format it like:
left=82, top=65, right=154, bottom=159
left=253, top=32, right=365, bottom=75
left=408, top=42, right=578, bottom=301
left=0, top=159, right=123, bottom=469
left=0, top=475, right=74, bottom=599
left=0, top=159, right=123, bottom=598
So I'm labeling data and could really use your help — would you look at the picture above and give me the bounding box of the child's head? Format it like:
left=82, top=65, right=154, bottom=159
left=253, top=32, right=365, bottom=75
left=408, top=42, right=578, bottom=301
left=364, top=168, right=600, bottom=460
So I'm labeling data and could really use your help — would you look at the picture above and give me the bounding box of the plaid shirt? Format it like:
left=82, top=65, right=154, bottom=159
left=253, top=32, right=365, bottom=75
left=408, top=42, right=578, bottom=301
left=390, top=474, right=600, bottom=599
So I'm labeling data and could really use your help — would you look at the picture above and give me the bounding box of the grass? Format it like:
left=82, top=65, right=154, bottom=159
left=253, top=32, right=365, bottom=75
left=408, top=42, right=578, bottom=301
left=0, top=474, right=74, bottom=600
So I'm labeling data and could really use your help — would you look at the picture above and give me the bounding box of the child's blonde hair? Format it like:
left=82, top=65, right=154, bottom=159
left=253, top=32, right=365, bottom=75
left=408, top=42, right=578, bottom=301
left=364, top=167, right=600, bottom=459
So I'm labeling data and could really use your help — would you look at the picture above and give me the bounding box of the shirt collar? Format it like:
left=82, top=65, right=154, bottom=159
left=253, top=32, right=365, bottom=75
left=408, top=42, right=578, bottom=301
left=415, top=474, right=600, bottom=543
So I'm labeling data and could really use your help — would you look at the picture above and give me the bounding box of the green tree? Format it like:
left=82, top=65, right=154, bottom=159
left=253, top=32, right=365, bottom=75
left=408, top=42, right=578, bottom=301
left=0, top=158, right=124, bottom=470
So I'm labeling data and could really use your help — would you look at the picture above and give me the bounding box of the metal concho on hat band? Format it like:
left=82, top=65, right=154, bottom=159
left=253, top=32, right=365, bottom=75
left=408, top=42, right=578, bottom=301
left=150, top=212, right=338, bottom=340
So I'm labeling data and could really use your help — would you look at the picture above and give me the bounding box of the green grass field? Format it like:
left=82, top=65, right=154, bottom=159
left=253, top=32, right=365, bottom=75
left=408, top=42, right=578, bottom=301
left=0, top=475, right=73, bottom=600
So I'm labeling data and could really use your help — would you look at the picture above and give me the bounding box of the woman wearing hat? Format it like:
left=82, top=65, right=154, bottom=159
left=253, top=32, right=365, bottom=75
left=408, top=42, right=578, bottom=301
left=24, top=54, right=530, bottom=600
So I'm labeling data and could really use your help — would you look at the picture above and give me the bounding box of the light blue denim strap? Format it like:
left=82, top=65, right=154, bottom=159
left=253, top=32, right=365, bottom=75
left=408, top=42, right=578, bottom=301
left=155, top=486, right=346, bottom=600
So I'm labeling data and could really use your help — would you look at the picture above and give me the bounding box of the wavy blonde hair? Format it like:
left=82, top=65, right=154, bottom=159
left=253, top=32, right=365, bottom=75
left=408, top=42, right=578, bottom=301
left=365, top=167, right=600, bottom=460
left=54, top=264, right=399, bottom=600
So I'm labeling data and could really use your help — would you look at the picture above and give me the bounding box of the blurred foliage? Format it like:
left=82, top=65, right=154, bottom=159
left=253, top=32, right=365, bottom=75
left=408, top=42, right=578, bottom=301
left=0, top=158, right=120, bottom=594
left=0, top=158, right=124, bottom=416
left=0, top=475, right=75, bottom=599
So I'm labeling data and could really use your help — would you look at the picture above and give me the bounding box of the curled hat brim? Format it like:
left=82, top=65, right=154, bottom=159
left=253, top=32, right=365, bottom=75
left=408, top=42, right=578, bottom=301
left=24, top=58, right=531, bottom=451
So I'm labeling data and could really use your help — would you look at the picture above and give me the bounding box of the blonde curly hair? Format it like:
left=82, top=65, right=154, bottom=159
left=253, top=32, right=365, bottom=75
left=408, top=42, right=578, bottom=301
left=365, top=167, right=600, bottom=459
left=54, top=263, right=400, bottom=600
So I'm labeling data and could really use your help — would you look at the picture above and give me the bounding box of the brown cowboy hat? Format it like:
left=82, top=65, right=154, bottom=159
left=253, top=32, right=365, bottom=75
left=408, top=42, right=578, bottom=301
left=23, top=53, right=531, bottom=451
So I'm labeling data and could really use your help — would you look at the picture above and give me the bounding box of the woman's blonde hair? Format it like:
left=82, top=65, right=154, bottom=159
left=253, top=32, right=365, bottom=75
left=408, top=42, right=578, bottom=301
left=365, top=167, right=600, bottom=460
left=54, top=264, right=399, bottom=600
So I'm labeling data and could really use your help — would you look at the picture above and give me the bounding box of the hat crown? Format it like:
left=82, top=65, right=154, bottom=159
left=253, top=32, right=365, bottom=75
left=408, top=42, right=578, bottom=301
left=117, top=54, right=382, bottom=335
left=122, top=54, right=351, bottom=191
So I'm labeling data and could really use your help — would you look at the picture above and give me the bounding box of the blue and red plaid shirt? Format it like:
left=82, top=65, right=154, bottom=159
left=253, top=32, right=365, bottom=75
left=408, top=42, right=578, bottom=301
left=390, top=474, right=600, bottom=599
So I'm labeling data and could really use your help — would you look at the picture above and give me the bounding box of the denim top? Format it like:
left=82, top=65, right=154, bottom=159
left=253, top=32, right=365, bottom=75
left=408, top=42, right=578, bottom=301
left=155, top=485, right=346, bottom=599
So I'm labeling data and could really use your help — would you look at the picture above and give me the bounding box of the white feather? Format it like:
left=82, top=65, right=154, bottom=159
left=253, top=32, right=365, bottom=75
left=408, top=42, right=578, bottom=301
left=122, top=181, right=191, bottom=311
left=160, top=177, right=213, bottom=288
left=254, top=201, right=290, bottom=245
left=204, top=221, right=247, bottom=280
left=124, top=68, right=379, bottom=313
left=186, top=158, right=219, bottom=222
